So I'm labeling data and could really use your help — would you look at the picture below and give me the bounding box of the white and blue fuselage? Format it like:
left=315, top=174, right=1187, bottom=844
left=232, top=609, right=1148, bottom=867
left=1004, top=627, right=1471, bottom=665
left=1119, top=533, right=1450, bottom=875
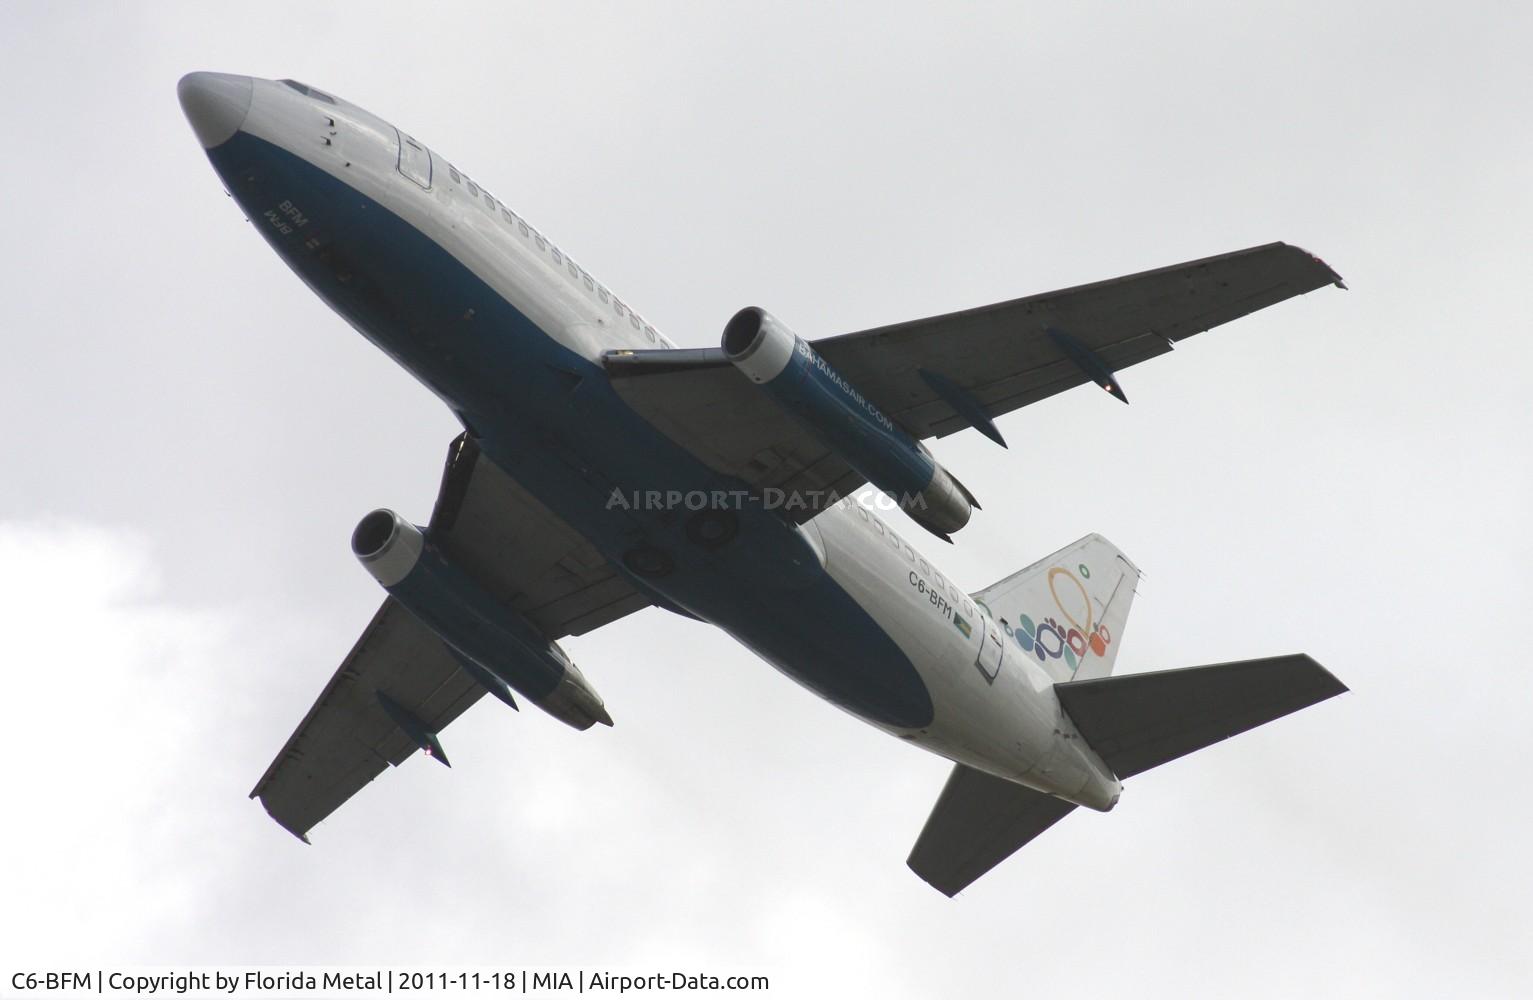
left=181, top=72, right=1120, bottom=813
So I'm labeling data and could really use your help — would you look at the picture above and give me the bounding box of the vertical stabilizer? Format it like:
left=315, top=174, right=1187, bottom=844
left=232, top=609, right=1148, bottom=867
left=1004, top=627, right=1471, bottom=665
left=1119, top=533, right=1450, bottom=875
left=973, top=533, right=1140, bottom=683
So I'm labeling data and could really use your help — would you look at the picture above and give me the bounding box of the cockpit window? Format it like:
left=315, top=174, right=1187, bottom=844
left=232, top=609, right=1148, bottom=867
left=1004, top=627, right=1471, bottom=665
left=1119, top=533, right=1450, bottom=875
left=278, top=79, right=335, bottom=103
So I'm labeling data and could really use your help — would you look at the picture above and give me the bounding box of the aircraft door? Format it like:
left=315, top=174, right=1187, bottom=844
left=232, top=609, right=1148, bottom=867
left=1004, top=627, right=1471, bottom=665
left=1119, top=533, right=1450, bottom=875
left=974, top=617, right=1004, bottom=684
left=396, top=131, right=432, bottom=189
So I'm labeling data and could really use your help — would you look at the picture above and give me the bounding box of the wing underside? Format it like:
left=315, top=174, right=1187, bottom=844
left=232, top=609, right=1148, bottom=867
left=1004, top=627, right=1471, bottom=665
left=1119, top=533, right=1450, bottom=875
left=607, top=242, right=1342, bottom=509
left=249, top=599, right=483, bottom=841
left=250, top=435, right=649, bottom=841
left=814, top=241, right=1343, bottom=438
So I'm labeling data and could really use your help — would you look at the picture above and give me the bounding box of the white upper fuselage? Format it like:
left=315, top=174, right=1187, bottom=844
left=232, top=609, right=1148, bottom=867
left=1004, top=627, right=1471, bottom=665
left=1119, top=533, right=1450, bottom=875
left=185, top=72, right=1121, bottom=812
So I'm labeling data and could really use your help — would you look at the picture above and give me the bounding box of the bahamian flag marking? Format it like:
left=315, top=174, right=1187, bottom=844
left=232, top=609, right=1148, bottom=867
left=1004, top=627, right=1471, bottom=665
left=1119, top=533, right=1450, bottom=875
left=952, top=613, right=972, bottom=638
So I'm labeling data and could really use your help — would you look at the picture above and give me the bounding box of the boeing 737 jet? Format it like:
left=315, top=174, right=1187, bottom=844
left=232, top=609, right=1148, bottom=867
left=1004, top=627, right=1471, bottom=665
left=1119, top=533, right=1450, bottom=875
left=179, top=72, right=1348, bottom=895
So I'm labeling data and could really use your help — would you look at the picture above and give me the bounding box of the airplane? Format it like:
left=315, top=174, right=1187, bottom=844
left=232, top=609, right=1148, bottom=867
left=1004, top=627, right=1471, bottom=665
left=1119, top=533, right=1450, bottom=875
left=178, top=71, right=1348, bottom=896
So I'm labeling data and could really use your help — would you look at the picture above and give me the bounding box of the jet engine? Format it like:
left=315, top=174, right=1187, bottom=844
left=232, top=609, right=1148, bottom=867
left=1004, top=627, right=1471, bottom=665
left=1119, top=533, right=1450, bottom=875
left=351, top=508, right=612, bottom=730
left=722, top=307, right=975, bottom=537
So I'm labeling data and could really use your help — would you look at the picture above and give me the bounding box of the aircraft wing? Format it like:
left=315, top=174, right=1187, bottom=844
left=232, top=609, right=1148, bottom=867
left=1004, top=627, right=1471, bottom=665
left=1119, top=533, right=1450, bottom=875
left=813, top=241, right=1342, bottom=438
left=607, top=243, right=1342, bottom=517
left=248, top=599, right=482, bottom=841
left=250, top=435, right=649, bottom=841
left=424, top=435, right=651, bottom=638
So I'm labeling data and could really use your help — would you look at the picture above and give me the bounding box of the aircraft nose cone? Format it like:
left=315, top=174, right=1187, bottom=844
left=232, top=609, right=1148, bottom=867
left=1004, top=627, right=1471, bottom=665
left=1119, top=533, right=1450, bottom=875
left=177, top=72, right=252, bottom=148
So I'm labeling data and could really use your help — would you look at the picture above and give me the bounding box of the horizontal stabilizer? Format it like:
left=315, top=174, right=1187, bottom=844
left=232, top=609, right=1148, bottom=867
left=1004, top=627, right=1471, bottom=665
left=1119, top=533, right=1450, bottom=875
left=907, top=765, right=1077, bottom=897
left=1054, top=654, right=1347, bottom=779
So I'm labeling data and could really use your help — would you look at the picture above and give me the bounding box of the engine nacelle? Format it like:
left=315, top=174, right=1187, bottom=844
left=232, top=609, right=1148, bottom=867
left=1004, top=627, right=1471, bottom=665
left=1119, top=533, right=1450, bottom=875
left=351, top=509, right=611, bottom=730
left=722, top=307, right=974, bottom=537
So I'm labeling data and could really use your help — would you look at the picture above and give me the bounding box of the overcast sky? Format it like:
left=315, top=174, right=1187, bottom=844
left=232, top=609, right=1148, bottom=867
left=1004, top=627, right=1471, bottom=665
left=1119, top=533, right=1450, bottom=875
left=3, top=2, right=1531, bottom=996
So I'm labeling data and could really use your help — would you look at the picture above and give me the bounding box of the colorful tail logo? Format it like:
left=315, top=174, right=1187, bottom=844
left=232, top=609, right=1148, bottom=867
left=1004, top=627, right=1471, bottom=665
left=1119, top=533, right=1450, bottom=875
left=1009, top=563, right=1112, bottom=676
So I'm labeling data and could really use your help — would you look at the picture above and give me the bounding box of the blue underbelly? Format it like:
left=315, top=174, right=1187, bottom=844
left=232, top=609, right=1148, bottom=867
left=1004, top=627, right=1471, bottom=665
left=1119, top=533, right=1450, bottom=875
left=207, top=131, right=934, bottom=730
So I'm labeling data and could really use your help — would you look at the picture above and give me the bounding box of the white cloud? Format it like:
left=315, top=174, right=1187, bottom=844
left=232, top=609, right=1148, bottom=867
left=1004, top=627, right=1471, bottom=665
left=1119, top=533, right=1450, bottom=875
left=0, top=520, right=244, bottom=962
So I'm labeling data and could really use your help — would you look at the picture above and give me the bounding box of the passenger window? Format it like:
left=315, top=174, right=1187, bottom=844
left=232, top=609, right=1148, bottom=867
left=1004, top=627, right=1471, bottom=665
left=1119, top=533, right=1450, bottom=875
left=551, top=248, right=562, bottom=264
left=501, top=208, right=513, bottom=223
left=919, top=559, right=929, bottom=575
left=484, top=192, right=495, bottom=209
left=568, top=261, right=580, bottom=279
left=888, top=529, right=900, bottom=550
left=629, top=314, right=642, bottom=329
left=856, top=506, right=868, bottom=521
left=614, top=300, right=626, bottom=316
left=449, top=166, right=461, bottom=184
left=518, top=222, right=529, bottom=237
left=583, top=276, right=595, bottom=291
left=597, top=287, right=609, bottom=303
left=535, top=235, right=546, bottom=251
left=874, top=521, right=885, bottom=536
left=644, top=325, right=657, bottom=343
left=467, top=180, right=479, bottom=197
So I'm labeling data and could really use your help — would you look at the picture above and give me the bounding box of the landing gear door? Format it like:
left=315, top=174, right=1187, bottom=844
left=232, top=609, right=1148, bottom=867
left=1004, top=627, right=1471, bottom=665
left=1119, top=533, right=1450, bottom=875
left=396, top=131, right=432, bottom=189
left=974, top=618, right=1004, bottom=684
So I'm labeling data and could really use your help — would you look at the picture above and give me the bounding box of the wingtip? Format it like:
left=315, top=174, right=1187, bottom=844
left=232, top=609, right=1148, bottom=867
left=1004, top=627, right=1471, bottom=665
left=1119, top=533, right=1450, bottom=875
left=1294, top=652, right=1349, bottom=697
left=1288, top=243, right=1346, bottom=290
left=276, top=819, right=312, bottom=845
left=906, top=859, right=963, bottom=898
